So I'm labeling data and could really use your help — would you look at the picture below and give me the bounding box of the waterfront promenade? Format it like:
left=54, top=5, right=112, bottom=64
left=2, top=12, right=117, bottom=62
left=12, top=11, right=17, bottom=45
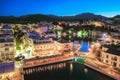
left=85, top=54, right=120, bottom=80
left=0, top=53, right=120, bottom=80
left=24, top=53, right=120, bottom=80
left=0, top=53, right=74, bottom=80
left=23, top=53, right=74, bottom=68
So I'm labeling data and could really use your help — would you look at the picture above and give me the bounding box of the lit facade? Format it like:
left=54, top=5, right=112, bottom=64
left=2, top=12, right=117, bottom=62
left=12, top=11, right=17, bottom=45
left=0, top=24, right=15, bottom=63
left=59, top=42, right=73, bottom=52
left=0, top=24, right=15, bottom=76
left=101, top=48, right=120, bottom=69
left=33, top=40, right=60, bottom=57
left=0, top=41, right=15, bottom=63
left=33, top=39, right=73, bottom=57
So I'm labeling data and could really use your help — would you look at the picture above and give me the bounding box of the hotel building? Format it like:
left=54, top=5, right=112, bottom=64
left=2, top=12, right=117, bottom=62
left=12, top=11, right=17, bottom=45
left=33, top=39, right=60, bottom=57
left=32, top=39, right=73, bottom=57
left=0, top=38, right=15, bottom=63
left=101, top=44, right=120, bottom=69
left=28, top=29, right=73, bottom=57
left=0, top=24, right=15, bottom=74
left=0, top=24, right=15, bottom=63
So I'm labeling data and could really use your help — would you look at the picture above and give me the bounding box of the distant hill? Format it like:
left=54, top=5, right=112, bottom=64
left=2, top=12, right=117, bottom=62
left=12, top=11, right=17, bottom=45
left=113, top=15, right=120, bottom=19
left=113, top=15, right=120, bottom=24
left=0, top=14, right=56, bottom=23
left=114, top=15, right=120, bottom=18
left=0, top=13, right=107, bottom=23
left=75, top=13, right=107, bottom=19
left=58, top=13, right=107, bottom=20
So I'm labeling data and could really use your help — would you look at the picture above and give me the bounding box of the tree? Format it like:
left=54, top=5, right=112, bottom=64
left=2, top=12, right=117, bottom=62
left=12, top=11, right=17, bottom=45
left=13, top=25, right=33, bottom=67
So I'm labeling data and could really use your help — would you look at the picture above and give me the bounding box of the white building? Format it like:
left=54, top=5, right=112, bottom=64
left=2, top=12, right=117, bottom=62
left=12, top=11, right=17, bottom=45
left=0, top=24, right=15, bottom=63
left=0, top=39, right=15, bottom=63
left=101, top=45, right=120, bottom=69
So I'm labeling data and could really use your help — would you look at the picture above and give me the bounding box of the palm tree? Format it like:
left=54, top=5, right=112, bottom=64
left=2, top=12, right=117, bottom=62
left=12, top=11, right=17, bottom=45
left=13, top=25, right=33, bottom=67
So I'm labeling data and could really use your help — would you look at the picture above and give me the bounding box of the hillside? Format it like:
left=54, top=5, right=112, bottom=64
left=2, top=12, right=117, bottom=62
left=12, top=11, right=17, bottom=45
left=0, top=13, right=107, bottom=23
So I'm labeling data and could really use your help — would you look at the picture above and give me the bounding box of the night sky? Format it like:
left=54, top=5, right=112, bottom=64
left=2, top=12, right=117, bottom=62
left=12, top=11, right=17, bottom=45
left=0, top=0, right=120, bottom=17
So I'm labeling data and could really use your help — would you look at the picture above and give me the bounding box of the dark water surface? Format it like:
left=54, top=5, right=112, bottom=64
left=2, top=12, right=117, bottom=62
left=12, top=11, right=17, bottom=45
left=24, top=62, right=115, bottom=80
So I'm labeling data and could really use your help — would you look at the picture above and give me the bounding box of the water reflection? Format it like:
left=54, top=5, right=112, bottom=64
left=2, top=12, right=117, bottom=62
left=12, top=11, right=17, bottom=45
left=69, top=63, right=73, bottom=75
left=23, top=62, right=66, bottom=75
left=84, top=68, right=88, bottom=73
left=24, top=62, right=115, bottom=80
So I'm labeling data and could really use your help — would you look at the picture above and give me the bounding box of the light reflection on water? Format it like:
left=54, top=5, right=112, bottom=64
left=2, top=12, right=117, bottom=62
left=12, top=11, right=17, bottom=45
left=69, top=63, right=73, bottom=75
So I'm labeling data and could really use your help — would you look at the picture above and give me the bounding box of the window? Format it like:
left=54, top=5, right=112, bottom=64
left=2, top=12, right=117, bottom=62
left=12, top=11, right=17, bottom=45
left=106, top=60, right=108, bottom=63
left=5, top=44, right=8, bottom=46
left=113, top=56, right=117, bottom=61
left=113, top=62, right=117, bottom=67
left=40, top=46, right=42, bottom=49
left=106, top=55, right=109, bottom=58
left=5, top=48, right=9, bottom=51
left=9, top=44, right=13, bottom=46
left=115, top=57, right=117, bottom=61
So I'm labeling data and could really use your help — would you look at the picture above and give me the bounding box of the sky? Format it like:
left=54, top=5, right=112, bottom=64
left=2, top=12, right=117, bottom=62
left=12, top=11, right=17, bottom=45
left=0, top=0, right=120, bottom=17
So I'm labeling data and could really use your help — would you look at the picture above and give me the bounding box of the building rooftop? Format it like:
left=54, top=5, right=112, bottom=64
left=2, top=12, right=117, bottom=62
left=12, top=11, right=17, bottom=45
left=28, top=31, right=41, bottom=39
left=58, top=39, right=70, bottom=43
left=0, top=38, right=14, bottom=43
left=103, top=44, right=120, bottom=56
left=33, top=39, right=52, bottom=44
left=106, top=49, right=120, bottom=56
left=1, top=25, right=12, bottom=29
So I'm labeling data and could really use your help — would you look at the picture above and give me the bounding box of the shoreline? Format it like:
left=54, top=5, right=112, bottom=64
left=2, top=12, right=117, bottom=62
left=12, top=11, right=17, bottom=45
left=0, top=57, right=119, bottom=80
left=84, top=63, right=118, bottom=80
left=23, top=57, right=119, bottom=80
left=23, top=57, right=74, bottom=68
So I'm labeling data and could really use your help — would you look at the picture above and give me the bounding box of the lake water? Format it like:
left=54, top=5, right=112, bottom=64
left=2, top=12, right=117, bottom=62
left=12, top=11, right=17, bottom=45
left=24, top=61, right=115, bottom=80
